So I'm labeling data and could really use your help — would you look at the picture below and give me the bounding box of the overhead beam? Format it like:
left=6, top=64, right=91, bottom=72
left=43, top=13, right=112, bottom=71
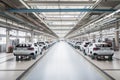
left=46, top=20, right=77, bottom=22
left=8, top=9, right=116, bottom=13
left=45, top=18, right=78, bottom=21
left=50, top=28, right=73, bottom=30
left=49, top=26, right=73, bottom=28
left=52, top=29, right=72, bottom=31
left=45, top=16, right=79, bottom=18
left=48, top=25, right=74, bottom=27
left=45, top=20, right=78, bottom=22
left=44, top=14, right=81, bottom=16
left=25, top=1, right=95, bottom=6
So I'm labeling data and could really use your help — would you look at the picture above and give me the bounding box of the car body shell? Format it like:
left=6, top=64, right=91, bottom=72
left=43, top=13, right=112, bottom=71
left=13, top=43, right=42, bottom=56
left=80, top=41, right=90, bottom=52
left=86, top=42, right=114, bottom=56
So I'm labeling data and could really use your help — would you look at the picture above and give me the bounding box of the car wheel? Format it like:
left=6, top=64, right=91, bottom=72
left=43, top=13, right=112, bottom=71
left=16, top=56, right=19, bottom=61
left=108, top=56, right=113, bottom=61
left=83, top=50, right=86, bottom=55
left=91, top=55, right=95, bottom=59
left=93, top=53, right=98, bottom=60
left=40, top=51, right=42, bottom=55
left=32, top=55, right=36, bottom=59
left=80, top=48, right=82, bottom=51
left=35, top=51, right=37, bottom=54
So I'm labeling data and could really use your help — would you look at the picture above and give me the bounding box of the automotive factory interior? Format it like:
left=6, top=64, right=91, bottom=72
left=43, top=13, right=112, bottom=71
left=0, top=0, right=120, bottom=80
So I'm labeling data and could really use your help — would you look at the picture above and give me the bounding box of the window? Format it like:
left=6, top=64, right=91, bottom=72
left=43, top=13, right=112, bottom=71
left=0, top=37, right=6, bottom=44
left=0, top=27, right=6, bottom=35
left=18, top=31, right=26, bottom=36
left=10, top=30, right=17, bottom=36
left=19, top=38, right=25, bottom=43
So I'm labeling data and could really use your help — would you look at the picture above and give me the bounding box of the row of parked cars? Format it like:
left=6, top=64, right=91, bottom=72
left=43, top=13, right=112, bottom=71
left=68, top=41, right=114, bottom=60
left=13, top=41, right=55, bottom=61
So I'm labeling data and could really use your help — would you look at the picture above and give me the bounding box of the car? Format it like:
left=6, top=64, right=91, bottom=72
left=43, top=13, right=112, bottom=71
left=71, top=41, right=76, bottom=47
left=86, top=42, right=114, bottom=60
left=48, top=41, right=55, bottom=47
left=37, top=42, right=47, bottom=50
left=45, top=41, right=50, bottom=48
left=80, top=41, right=91, bottom=55
left=13, top=43, right=42, bottom=61
left=74, top=42, right=82, bottom=49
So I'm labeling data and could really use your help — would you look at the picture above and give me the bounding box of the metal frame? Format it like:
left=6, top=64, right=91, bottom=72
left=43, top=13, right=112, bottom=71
left=8, top=9, right=116, bottom=13
left=25, top=1, right=95, bottom=6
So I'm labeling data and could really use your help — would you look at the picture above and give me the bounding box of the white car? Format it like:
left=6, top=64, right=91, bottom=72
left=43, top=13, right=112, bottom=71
left=74, top=42, right=82, bottom=49
left=13, top=43, right=42, bottom=61
left=37, top=42, right=47, bottom=50
left=86, top=42, right=114, bottom=60
left=80, top=41, right=91, bottom=55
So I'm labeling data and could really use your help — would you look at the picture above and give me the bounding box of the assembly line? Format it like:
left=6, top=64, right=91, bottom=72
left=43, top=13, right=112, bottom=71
left=0, top=0, right=120, bottom=80
left=0, top=40, right=120, bottom=80
left=17, top=41, right=113, bottom=80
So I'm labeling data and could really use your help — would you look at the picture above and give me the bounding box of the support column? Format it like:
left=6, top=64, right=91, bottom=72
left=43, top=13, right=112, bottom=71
left=25, top=32, right=27, bottom=43
left=99, top=30, right=102, bottom=42
left=41, top=35, right=44, bottom=41
left=16, top=30, right=19, bottom=39
left=37, top=35, right=39, bottom=42
left=38, top=35, right=41, bottom=41
left=30, top=31, right=34, bottom=43
left=44, top=36, right=46, bottom=41
left=6, top=29, right=10, bottom=52
left=88, top=33, right=90, bottom=41
left=39, top=35, right=42, bottom=41
left=115, top=22, right=119, bottom=51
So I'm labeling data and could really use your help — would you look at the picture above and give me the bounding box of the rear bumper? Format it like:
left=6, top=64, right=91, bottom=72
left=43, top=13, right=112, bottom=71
left=96, top=54, right=114, bottom=56
left=13, top=50, right=35, bottom=56
left=14, top=54, right=32, bottom=56
left=93, top=51, right=114, bottom=56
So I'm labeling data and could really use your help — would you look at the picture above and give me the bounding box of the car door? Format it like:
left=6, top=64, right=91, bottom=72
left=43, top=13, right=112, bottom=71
left=34, top=43, right=39, bottom=54
left=88, top=43, right=93, bottom=55
left=85, top=45, right=89, bottom=55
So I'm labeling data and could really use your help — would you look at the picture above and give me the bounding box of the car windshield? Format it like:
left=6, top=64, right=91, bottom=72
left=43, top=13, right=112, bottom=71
left=37, top=42, right=45, bottom=45
left=86, top=42, right=90, bottom=45
left=16, top=44, right=31, bottom=47
left=76, top=42, right=81, bottom=45
left=84, top=42, right=90, bottom=47
left=85, top=42, right=90, bottom=45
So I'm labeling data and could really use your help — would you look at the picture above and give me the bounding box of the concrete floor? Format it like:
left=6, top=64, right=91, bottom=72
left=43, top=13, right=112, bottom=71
left=21, top=42, right=112, bottom=80
left=0, top=52, right=44, bottom=80
left=0, top=41, right=120, bottom=80
left=76, top=48, right=120, bottom=80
